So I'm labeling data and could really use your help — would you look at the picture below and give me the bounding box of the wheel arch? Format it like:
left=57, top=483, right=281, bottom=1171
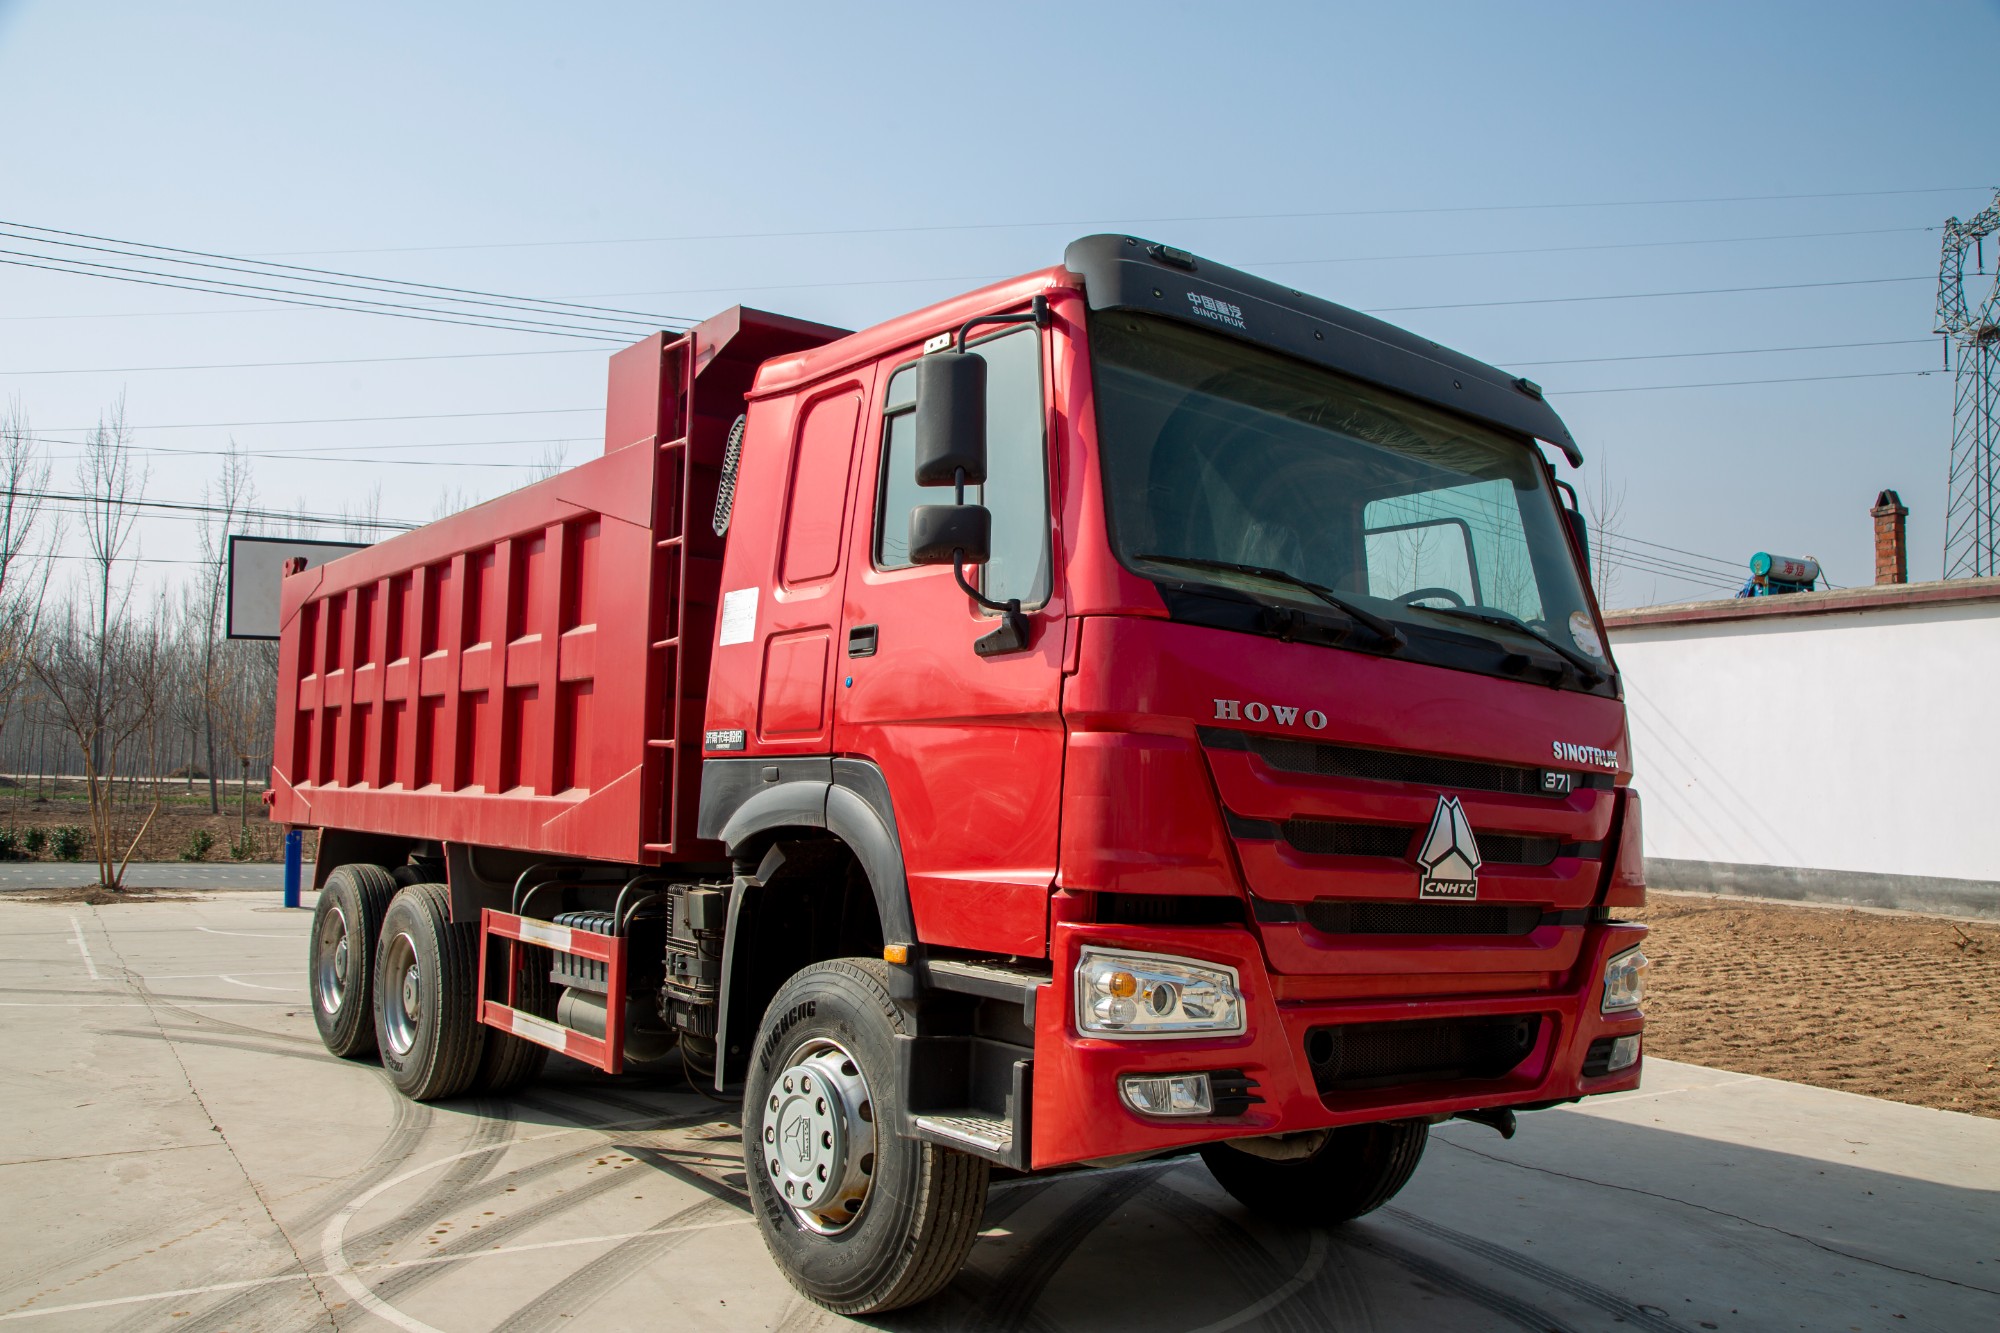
left=705, top=756, right=916, bottom=1087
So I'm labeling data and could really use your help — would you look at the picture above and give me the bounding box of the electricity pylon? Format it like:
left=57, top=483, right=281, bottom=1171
left=1937, top=189, right=2000, bottom=578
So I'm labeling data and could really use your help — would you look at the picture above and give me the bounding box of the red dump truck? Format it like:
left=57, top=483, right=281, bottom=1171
left=271, top=235, right=1648, bottom=1313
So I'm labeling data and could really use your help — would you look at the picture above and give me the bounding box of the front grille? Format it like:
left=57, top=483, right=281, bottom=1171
left=1301, top=901, right=1544, bottom=936
left=1208, top=1069, right=1264, bottom=1117
left=1281, top=819, right=1412, bottom=858
left=1095, top=894, right=1245, bottom=926
left=1275, top=817, right=1583, bottom=866
left=1305, top=1015, right=1543, bottom=1094
left=1201, top=727, right=1613, bottom=797
left=1473, top=833, right=1562, bottom=866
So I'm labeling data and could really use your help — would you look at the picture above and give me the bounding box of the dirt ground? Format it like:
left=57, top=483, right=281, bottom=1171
left=1635, top=892, right=2000, bottom=1119
left=0, top=778, right=304, bottom=865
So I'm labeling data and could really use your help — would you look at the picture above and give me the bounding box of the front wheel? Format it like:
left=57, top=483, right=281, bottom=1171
left=1200, top=1120, right=1429, bottom=1226
left=745, top=959, right=989, bottom=1315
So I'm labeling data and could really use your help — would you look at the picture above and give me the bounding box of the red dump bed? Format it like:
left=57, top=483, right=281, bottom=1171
left=268, top=308, right=846, bottom=865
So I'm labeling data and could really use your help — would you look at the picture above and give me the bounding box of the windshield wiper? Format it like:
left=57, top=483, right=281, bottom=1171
left=1132, top=554, right=1405, bottom=649
left=1421, top=605, right=1605, bottom=686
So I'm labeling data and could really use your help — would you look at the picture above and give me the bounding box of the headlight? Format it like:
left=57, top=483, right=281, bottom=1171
left=1075, top=946, right=1245, bottom=1039
left=1602, top=945, right=1648, bottom=1013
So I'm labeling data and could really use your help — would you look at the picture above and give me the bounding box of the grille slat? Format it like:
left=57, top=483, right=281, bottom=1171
left=1201, top=727, right=1613, bottom=797
left=1280, top=819, right=1413, bottom=858
left=1302, top=902, right=1543, bottom=935
left=1278, top=817, right=1573, bottom=866
left=1305, top=1015, right=1542, bottom=1094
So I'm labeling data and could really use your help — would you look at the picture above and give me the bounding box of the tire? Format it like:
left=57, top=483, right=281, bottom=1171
left=745, top=959, right=990, bottom=1315
left=1200, top=1120, right=1429, bottom=1226
left=373, top=881, right=485, bottom=1101
left=309, top=864, right=398, bottom=1059
left=470, top=962, right=553, bottom=1096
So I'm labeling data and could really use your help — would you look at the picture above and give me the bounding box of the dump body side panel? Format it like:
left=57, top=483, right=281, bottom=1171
left=269, top=308, right=846, bottom=867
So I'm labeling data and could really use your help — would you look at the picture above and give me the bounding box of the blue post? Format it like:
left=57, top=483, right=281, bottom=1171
left=283, top=829, right=303, bottom=909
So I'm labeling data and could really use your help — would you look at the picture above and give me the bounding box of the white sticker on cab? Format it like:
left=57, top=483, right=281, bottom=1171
left=719, top=587, right=759, bottom=646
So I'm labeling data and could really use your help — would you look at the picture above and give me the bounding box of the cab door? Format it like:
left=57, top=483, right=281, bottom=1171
left=832, top=322, right=1066, bottom=958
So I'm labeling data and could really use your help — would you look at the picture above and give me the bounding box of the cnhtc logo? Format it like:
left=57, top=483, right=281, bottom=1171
left=1416, top=796, right=1482, bottom=901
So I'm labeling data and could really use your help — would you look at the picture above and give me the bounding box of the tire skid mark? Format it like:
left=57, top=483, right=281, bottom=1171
left=1131, top=1176, right=1332, bottom=1333
left=1381, top=1208, right=1682, bottom=1333
left=1340, top=1228, right=1584, bottom=1333
left=117, top=1082, right=439, bottom=1333
left=484, top=1195, right=739, bottom=1333
left=968, top=1170, right=1157, bottom=1333
left=1151, top=1164, right=1382, bottom=1332
left=365, top=1147, right=651, bottom=1306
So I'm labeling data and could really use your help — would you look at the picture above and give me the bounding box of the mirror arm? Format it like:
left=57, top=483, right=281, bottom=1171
left=954, top=294, right=1051, bottom=351
left=952, top=554, right=1031, bottom=657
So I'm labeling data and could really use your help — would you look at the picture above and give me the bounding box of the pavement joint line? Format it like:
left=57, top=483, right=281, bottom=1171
left=66, top=916, right=98, bottom=981
left=1435, top=1134, right=2000, bottom=1297
left=1, top=1141, right=230, bottom=1169
left=84, top=905, right=345, bottom=1328
left=0, top=1218, right=755, bottom=1323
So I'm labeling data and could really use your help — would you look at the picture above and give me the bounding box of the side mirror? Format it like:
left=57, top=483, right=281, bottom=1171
left=1552, top=479, right=1589, bottom=573
left=1564, top=507, right=1591, bottom=573
left=913, top=352, right=987, bottom=487
left=908, top=504, right=991, bottom=567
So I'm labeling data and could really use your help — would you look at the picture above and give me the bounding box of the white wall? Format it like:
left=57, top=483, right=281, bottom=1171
left=1609, top=600, right=1997, bottom=884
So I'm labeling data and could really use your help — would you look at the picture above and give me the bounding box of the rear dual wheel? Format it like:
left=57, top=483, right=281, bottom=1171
left=309, top=864, right=398, bottom=1058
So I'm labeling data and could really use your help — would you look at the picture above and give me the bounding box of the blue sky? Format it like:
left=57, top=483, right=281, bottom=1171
left=2, top=1, right=1995, bottom=605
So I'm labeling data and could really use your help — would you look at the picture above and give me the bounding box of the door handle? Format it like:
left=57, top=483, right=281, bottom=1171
left=847, top=624, right=878, bottom=658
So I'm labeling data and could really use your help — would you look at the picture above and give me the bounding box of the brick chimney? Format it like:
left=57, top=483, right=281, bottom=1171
left=1871, top=489, right=1909, bottom=585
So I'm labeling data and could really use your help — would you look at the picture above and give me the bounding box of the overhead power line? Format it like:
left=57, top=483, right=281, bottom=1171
left=1557, top=368, right=1933, bottom=396
left=1506, top=337, right=1933, bottom=369
left=0, top=252, right=635, bottom=342
left=0, top=250, right=644, bottom=341
left=1371, top=275, right=1930, bottom=315
left=260, top=184, right=1994, bottom=258
left=0, top=348, right=601, bottom=376
left=0, top=220, right=693, bottom=325
left=29, top=406, right=598, bottom=434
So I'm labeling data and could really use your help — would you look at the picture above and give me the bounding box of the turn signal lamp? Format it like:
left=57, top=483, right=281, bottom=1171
left=1606, top=789, right=1646, bottom=907
left=1075, top=947, right=1244, bottom=1039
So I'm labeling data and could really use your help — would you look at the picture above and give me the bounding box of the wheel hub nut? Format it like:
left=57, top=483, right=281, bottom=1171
left=763, top=1041, right=874, bottom=1233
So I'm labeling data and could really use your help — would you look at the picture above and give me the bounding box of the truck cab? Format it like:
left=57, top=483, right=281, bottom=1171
left=279, top=235, right=1646, bottom=1316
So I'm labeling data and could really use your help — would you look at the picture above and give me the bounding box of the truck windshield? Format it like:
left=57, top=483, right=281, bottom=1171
left=1089, top=312, right=1605, bottom=678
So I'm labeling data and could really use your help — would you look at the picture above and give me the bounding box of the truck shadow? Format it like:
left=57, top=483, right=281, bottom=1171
left=495, top=1064, right=2000, bottom=1332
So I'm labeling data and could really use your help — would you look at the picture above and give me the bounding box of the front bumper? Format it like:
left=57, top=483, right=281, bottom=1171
left=1028, top=916, right=1645, bottom=1170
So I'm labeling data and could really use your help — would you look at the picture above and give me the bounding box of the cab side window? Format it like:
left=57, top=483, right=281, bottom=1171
left=874, top=328, right=1050, bottom=606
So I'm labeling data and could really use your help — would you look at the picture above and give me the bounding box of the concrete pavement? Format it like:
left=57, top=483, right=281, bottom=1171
left=0, top=862, right=283, bottom=890
left=0, top=892, right=1994, bottom=1332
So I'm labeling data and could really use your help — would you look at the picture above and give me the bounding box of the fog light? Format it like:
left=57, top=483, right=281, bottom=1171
left=1606, top=1034, right=1641, bottom=1073
left=1119, top=1072, right=1214, bottom=1117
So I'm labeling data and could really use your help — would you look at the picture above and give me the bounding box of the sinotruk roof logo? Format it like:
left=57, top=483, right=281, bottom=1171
left=1417, top=796, right=1482, bottom=901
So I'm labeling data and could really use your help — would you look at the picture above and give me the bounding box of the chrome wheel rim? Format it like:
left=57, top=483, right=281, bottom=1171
left=380, top=931, right=422, bottom=1057
left=315, top=905, right=350, bottom=1016
left=762, top=1038, right=875, bottom=1234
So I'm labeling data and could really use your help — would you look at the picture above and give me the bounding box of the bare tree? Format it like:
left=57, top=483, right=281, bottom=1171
left=192, top=444, right=254, bottom=812
left=530, top=440, right=571, bottom=481
left=0, top=400, right=58, bottom=762
left=1582, top=457, right=1627, bottom=609
left=29, top=401, right=155, bottom=888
